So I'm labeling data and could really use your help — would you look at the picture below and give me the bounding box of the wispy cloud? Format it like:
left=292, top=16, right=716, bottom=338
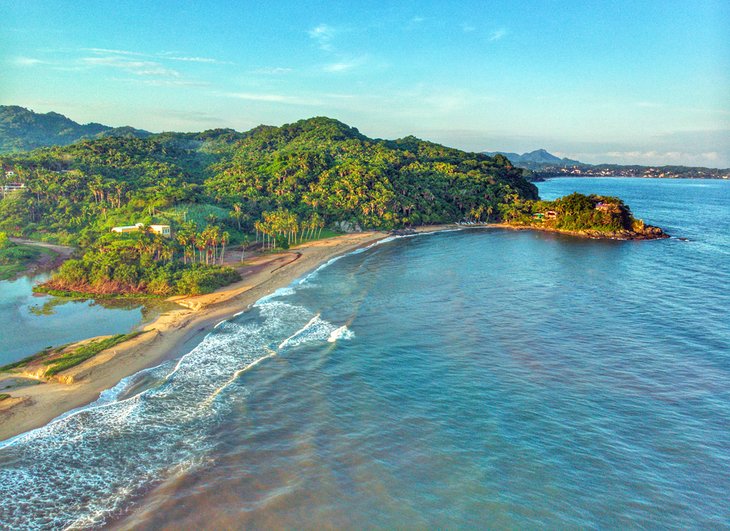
left=13, top=57, right=46, bottom=66
left=84, top=48, right=230, bottom=65
left=225, top=92, right=322, bottom=106
left=308, top=24, right=337, bottom=51
left=635, top=101, right=663, bottom=108
left=137, top=78, right=209, bottom=87
left=489, top=28, right=508, bottom=42
left=252, top=66, right=293, bottom=74
left=161, top=54, right=233, bottom=65
left=461, top=23, right=476, bottom=33
left=322, top=57, right=366, bottom=72
left=82, top=47, right=147, bottom=57
left=81, top=56, right=181, bottom=77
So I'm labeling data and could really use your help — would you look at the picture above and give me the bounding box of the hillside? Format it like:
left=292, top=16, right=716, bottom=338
left=484, top=148, right=730, bottom=180
left=0, top=116, right=538, bottom=295
left=0, top=106, right=150, bottom=154
left=484, top=149, right=580, bottom=168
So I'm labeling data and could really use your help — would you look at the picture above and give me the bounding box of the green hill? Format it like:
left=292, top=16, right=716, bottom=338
left=0, top=116, right=538, bottom=295
left=0, top=106, right=150, bottom=154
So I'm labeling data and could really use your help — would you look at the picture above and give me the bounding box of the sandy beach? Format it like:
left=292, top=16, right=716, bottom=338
left=1, top=229, right=419, bottom=442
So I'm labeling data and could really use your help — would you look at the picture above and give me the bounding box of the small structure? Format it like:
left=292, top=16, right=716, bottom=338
left=149, top=224, right=171, bottom=237
left=111, top=223, right=145, bottom=234
left=1, top=182, right=25, bottom=198
left=111, top=223, right=171, bottom=237
left=595, top=202, right=619, bottom=213
left=5, top=170, right=16, bottom=178
left=532, top=212, right=545, bottom=220
left=545, top=210, right=558, bottom=219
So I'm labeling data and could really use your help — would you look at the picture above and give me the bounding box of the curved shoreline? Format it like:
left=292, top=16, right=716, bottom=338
left=0, top=228, right=454, bottom=442
left=0, top=220, right=668, bottom=441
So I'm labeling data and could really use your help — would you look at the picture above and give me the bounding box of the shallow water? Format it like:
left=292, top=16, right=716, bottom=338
left=0, top=275, right=145, bottom=364
left=1, top=178, right=729, bottom=529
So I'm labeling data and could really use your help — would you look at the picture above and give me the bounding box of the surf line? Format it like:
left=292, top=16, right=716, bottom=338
left=278, top=313, right=321, bottom=350
left=202, top=347, right=278, bottom=406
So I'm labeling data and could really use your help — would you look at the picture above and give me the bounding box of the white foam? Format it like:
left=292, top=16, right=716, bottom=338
left=328, top=325, right=355, bottom=343
left=0, top=227, right=458, bottom=528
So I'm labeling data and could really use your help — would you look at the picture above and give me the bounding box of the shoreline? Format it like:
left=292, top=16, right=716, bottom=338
left=0, top=227, right=453, bottom=442
left=0, top=220, right=666, bottom=441
left=477, top=222, right=669, bottom=240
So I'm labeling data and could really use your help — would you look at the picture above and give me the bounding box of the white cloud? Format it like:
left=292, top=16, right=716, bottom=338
left=489, top=28, right=508, bottom=42
left=81, top=56, right=181, bottom=77
left=225, top=92, right=322, bottom=106
left=138, top=78, right=209, bottom=87
left=252, top=66, right=293, bottom=74
left=323, top=61, right=356, bottom=72
left=163, top=55, right=233, bottom=65
left=308, top=24, right=336, bottom=51
left=461, top=23, right=476, bottom=33
left=83, top=47, right=147, bottom=57
left=13, top=57, right=46, bottom=66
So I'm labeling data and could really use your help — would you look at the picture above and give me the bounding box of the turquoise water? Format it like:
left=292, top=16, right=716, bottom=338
left=1, top=178, right=729, bottom=529
left=0, top=275, right=145, bottom=364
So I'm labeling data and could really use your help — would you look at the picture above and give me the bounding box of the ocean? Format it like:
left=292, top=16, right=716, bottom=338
left=1, top=178, right=728, bottom=529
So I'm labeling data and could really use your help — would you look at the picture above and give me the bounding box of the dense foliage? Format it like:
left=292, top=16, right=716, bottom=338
left=501, top=192, right=645, bottom=233
left=37, top=229, right=239, bottom=296
left=0, top=115, right=540, bottom=294
left=0, top=105, right=150, bottom=154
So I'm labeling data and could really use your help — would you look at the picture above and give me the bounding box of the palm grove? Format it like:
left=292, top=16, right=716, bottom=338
left=0, top=117, right=539, bottom=296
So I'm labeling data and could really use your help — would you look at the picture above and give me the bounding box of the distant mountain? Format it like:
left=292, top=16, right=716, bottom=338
left=483, top=148, right=580, bottom=168
left=483, top=148, right=729, bottom=180
left=0, top=106, right=151, bottom=154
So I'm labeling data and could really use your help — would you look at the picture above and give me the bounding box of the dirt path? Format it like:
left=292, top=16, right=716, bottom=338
left=9, top=238, right=74, bottom=257
left=8, top=238, right=74, bottom=276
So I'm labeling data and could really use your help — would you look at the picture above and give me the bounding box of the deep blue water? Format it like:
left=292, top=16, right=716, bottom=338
left=1, top=178, right=729, bottom=529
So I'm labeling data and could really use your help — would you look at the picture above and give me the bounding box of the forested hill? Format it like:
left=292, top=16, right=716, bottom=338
left=0, top=116, right=537, bottom=245
left=0, top=106, right=151, bottom=154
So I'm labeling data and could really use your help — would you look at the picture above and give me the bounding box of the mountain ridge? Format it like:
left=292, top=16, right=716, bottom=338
left=0, top=106, right=151, bottom=154
left=483, top=148, right=729, bottom=180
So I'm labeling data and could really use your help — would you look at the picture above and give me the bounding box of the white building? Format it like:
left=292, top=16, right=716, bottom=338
left=111, top=223, right=171, bottom=237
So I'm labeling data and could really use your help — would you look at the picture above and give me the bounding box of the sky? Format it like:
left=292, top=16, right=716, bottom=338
left=2, top=0, right=729, bottom=167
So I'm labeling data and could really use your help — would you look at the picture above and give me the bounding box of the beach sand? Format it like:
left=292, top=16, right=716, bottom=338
left=1, top=229, right=459, bottom=442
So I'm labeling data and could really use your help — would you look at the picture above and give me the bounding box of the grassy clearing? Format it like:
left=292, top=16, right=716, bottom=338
left=0, top=393, right=10, bottom=401
left=0, top=242, right=43, bottom=280
left=43, top=331, right=145, bottom=377
left=0, top=347, right=63, bottom=373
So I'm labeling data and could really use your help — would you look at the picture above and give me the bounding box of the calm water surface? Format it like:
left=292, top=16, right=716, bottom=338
left=0, top=275, right=144, bottom=364
left=1, top=178, right=728, bottom=529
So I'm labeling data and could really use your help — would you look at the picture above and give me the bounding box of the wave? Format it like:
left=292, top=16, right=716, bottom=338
left=328, top=325, right=354, bottom=343
left=0, top=297, right=352, bottom=529
left=0, top=230, right=450, bottom=528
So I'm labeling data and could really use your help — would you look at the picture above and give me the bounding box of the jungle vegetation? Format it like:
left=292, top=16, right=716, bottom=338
left=0, top=115, right=546, bottom=294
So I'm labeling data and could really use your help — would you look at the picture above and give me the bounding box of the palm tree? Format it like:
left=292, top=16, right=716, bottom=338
left=220, top=231, right=230, bottom=264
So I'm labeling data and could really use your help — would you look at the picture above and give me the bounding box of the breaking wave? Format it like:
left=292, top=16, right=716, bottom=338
left=0, top=292, right=353, bottom=529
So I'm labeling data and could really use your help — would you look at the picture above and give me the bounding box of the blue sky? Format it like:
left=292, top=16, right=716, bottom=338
left=2, top=0, right=729, bottom=167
